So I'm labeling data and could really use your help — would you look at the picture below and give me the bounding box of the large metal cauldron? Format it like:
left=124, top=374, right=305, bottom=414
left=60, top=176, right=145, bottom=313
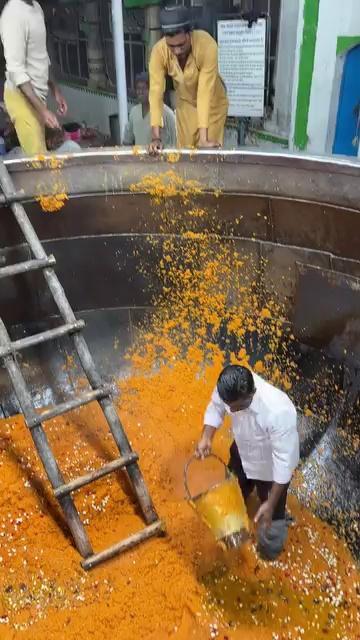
left=0, top=150, right=359, bottom=556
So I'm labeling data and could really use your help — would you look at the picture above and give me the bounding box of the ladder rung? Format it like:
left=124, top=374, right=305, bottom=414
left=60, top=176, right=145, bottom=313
left=0, top=189, right=25, bottom=205
left=0, top=255, right=56, bottom=279
left=0, top=320, right=85, bottom=359
left=54, top=452, right=139, bottom=498
left=28, top=386, right=111, bottom=428
left=81, top=520, right=165, bottom=570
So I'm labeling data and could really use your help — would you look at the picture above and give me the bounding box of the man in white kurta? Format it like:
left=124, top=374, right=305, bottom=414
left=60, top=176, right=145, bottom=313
left=123, top=72, right=176, bottom=148
left=196, top=364, right=299, bottom=559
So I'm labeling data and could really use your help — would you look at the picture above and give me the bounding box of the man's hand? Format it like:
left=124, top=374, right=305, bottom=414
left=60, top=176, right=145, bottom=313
left=254, top=500, right=274, bottom=529
left=196, top=425, right=216, bottom=459
left=19, top=81, right=61, bottom=130
left=148, top=138, right=163, bottom=155
left=195, top=436, right=212, bottom=459
left=41, top=108, right=61, bottom=130
left=54, top=89, right=68, bottom=116
left=49, top=80, right=68, bottom=116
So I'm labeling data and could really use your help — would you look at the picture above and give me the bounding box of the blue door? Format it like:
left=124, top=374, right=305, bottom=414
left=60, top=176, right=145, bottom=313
left=333, top=45, right=360, bottom=156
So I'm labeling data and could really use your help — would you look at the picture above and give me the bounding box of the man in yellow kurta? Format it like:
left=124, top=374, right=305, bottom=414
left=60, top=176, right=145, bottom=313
left=149, top=5, right=228, bottom=151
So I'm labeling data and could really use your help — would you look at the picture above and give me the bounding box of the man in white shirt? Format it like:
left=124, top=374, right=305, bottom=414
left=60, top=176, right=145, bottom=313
left=196, top=364, right=299, bottom=559
left=123, top=72, right=176, bottom=148
left=0, top=0, right=67, bottom=155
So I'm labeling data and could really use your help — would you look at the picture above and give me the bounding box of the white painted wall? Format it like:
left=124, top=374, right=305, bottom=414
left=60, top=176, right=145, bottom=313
left=269, top=0, right=301, bottom=138
left=48, top=83, right=118, bottom=135
left=325, top=55, right=345, bottom=154
left=306, top=0, right=360, bottom=155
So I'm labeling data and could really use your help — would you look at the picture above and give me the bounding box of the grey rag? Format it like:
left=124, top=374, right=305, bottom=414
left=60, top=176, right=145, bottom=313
left=257, top=519, right=289, bottom=561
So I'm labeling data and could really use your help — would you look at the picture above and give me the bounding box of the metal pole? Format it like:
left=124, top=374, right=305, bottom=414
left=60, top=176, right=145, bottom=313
left=111, top=0, right=128, bottom=143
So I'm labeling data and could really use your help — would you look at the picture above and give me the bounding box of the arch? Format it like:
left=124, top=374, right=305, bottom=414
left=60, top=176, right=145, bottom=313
left=332, top=44, right=360, bottom=156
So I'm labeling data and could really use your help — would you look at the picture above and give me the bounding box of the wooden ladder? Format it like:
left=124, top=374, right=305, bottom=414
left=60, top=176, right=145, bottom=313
left=0, top=161, right=163, bottom=570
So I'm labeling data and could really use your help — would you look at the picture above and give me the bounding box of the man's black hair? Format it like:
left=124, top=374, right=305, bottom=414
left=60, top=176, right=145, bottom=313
left=135, top=71, right=149, bottom=87
left=160, top=4, right=191, bottom=36
left=217, top=365, right=255, bottom=403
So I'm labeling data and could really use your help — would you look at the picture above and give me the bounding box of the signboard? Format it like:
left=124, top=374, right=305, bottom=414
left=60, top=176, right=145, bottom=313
left=217, top=19, right=266, bottom=118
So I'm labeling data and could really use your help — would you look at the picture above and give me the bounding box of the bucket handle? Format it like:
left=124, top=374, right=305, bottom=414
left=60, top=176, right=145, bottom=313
left=184, top=454, right=231, bottom=501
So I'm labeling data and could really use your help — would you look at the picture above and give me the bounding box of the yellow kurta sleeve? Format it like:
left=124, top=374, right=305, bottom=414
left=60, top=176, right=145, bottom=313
left=196, top=37, right=219, bottom=129
left=149, top=43, right=166, bottom=128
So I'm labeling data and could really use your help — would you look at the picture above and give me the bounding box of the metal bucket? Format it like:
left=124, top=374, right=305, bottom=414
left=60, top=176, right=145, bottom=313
left=184, top=454, right=249, bottom=550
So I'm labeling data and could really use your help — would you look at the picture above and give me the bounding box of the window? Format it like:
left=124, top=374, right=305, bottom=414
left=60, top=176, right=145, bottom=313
left=79, top=40, right=89, bottom=79
left=68, top=43, right=79, bottom=77
left=125, top=33, right=145, bottom=93
left=60, top=42, right=68, bottom=75
left=52, top=36, right=89, bottom=80
left=49, top=5, right=89, bottom=82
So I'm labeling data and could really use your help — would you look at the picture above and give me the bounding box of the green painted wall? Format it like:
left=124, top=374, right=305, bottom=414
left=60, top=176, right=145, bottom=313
left=293, top=0, right=320, bottom=150
left=124, top=0, right=160, bottom=7
left=249, top=128, right=289, bottom=146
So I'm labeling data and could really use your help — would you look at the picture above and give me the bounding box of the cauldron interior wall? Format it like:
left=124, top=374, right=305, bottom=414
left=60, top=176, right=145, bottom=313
left=0, top=151, right=359, bottom=555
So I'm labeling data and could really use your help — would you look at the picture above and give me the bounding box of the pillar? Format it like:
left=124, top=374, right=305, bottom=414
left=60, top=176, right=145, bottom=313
left=82, top=0, right=107, bottom=89
left=144, top=4, right=161, bottom=65
left=268, top=0, right=300, bottom=137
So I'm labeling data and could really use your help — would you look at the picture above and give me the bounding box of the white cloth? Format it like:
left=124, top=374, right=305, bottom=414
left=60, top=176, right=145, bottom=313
left=0, top=0, right=50, bottom=101
left=5, top=140, right=81, bottom=159
left=57, top=140, right=81, bottom=153
left=204, top=373, right=299, bottom=484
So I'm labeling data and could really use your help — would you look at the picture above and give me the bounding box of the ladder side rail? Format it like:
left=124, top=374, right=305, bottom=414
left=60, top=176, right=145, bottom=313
left=0, top=318, right=93, bottom=559
left=97, top=395, right=158, bottom=524
left=0, top=163, right=159, bottom=529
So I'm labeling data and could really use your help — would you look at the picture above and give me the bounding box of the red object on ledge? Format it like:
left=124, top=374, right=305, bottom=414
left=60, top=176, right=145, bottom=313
left=63, top=122, right=81, bottom=141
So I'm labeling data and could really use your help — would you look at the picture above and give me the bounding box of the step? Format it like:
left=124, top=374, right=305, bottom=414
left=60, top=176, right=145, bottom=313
left=54, top=452, right=139, bottom=498
left=0, top=255, right=56, bottom=279
left=0, top=320, right=85, bottom=359
left=28, top=386, right=111, bottom=428
left=81, top=520, right=165, bottom=570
